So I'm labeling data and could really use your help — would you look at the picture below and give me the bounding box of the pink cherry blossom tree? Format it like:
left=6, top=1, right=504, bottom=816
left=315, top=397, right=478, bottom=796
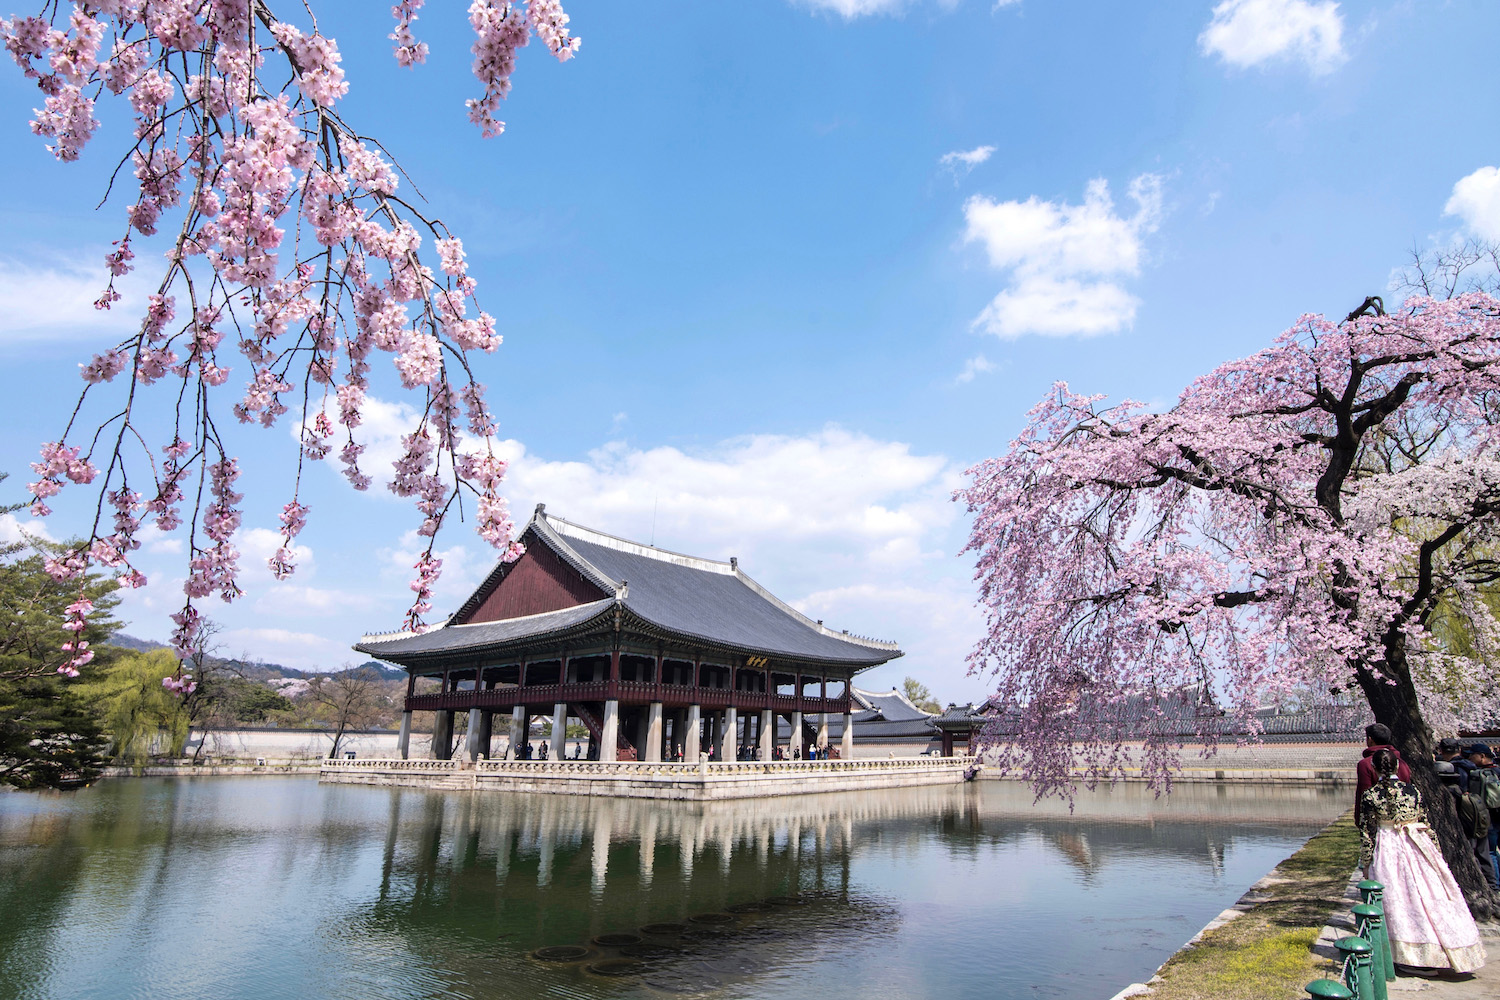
left=2, top=2, right=578, bottom=684
left=958, top=292, right=1500, bottom=910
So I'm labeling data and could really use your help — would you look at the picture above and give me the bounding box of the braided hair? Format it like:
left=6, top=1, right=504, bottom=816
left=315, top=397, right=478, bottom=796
left=1371, top=746, right=1399, bottom=779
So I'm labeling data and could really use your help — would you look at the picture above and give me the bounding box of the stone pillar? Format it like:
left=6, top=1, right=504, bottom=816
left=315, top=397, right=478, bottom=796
left=789, top=710, right=803, bottom=757
left=841, top=711, right=854, bottom=759
left=476, top=710, right=494, bottom=760
left=759, top=708, right=774, bottom=761
left=645, top=702, right=664, bottom=762
left=506, top=706, right=524, bottom=760
left=719, top=706, right=737, bottom=762
left=635, top=709, right=650, bottom=760
left=432, top=710, right=453, bottom=760
left=817, top=713, right=830, bottom=750
left=685, top=704, right=701, bottom=761
left=397, top=710, right=412, bottom=759
left=600, top=699, right=619, bottom=762
left=551, top=702, right=568, bottom=758
left=463, top=708, right=480, bottom=761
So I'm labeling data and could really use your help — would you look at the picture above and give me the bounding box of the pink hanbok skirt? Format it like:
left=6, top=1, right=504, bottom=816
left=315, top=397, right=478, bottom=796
left=1369, top=821, right=1486, bottom=973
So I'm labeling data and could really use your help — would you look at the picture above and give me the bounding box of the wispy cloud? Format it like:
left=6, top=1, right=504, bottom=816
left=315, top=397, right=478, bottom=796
left=793, top=0, right=961, bottom=19
left=954, top=354, right=997, bottom=383
left=0, top=252, right=150, bottom=342
left=963, top=174, right=1163, bottom=338
left=1199, top=0, right=1346, bottom=76
left=940, top=145, right=996, bottom=180
left=1446, top=166, right=1500, bottom=242
left=794, top=0, right=909, bottom=17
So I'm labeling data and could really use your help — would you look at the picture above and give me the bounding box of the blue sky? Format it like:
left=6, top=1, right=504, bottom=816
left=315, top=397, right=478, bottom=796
left=1, top=0, right=1497, bottom=702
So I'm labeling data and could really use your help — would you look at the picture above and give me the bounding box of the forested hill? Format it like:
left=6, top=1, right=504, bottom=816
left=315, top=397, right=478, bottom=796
left=109, top=634, right=404, bottom=682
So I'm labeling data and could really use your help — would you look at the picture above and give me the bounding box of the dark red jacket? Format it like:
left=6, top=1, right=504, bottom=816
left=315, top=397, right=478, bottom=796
left=1355, top=745, right=1412, bottom=820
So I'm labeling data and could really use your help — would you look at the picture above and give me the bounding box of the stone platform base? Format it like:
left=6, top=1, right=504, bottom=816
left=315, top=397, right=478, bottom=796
left=320, top=756, right=968, bottom=800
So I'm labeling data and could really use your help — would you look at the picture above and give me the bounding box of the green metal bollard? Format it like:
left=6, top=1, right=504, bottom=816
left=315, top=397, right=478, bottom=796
left=1335, top=936, right=1375, bottom=1000
left=1305, top=979, right=1355, bottom=1000
left=1350, top=905, right=1388, bottom=1000
left=1356, top=882, right=1395, bottom=983
left=1354, top=901, right=1396, bottom=984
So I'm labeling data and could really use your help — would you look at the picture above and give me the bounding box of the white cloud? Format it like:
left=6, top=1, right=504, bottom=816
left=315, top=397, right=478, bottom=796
left=940, top=145, right=996, bottom=179
left=1199, top=0, right=1346, bottom=75
left=301, top=406, right=989, bottom=695
left=955, top=354, right=997, bottom=383
left=797, top=579, right=985, bottom=692
left=237, top=526, right=315, bottom=583
left=496, top=427, right=959, bottom=581
left=796, top=0, right=908, bottom=17
left=793, top=0, right=961, bottom=18
left=964, top=174, right=1163, bottom=338
left=0, top=512, right=56, bottom=546
left=0, top=253, right=152, bottom=342
left=1445, top=167, right=1500, bottom=242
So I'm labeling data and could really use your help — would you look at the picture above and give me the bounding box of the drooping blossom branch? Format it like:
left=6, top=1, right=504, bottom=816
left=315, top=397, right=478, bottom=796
left=2, top=1, right=577, bottom=682
left=958, top=293, right=1500, bottom=907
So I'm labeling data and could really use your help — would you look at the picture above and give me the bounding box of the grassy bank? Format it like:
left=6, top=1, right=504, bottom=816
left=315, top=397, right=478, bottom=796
left=1146, top=811, right=1359, bottom=1000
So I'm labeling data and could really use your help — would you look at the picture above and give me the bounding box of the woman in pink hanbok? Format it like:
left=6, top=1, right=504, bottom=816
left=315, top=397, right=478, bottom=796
left=1358, top=748, right=1486, bottom=975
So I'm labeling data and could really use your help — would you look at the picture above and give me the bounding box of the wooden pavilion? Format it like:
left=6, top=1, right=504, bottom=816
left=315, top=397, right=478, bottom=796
left=355, top=505, right=903, bottom=763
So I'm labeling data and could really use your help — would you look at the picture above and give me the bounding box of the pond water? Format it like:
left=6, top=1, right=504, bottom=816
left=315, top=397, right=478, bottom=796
left=0, top=777, right=1346, bottom=1000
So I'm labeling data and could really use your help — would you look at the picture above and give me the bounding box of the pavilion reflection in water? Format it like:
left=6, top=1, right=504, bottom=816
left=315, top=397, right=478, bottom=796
left=354, top=779, right=1350, bottom=995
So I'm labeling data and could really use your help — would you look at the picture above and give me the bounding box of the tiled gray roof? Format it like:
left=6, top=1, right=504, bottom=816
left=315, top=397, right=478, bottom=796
left=549, top=519, right=899, bottom=666
left=355, top=510, right=903, bottom=668
left=852, top=688, right=934, bottom=722
left=355, top=600, right=614, bottom=659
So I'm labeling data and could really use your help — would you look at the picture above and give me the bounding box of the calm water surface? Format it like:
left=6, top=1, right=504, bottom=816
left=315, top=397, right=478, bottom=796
left=0, top=777, right=1345, bottom=1000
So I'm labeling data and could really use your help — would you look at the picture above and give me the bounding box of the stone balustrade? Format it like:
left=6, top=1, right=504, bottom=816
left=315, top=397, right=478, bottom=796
left=320, top=754, right=966, bottom=799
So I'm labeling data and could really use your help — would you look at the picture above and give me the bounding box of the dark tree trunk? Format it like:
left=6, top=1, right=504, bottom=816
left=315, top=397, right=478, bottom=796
left=1356, top=651, right=1498, bottom=919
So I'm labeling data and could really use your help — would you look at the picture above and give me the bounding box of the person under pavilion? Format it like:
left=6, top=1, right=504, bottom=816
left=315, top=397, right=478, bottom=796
left=355, top=506, right=903, bottom=763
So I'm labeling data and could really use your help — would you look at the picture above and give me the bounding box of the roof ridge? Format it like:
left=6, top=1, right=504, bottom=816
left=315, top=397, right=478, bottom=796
left=732, top=567, right=901, bottom=651
left=528, top=510, right=627, bottom=594
left=542, top=510, right=737, bottom=574
left=442, top=597, right=616, bottom=631
left=360, top=616, right=451, bottom=644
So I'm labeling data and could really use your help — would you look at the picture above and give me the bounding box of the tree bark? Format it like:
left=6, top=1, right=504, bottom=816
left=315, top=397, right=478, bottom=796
left=1357, top=649, right=1498, bottom=918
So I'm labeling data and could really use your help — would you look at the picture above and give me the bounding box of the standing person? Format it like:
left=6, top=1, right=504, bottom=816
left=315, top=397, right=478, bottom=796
left=539, top=740, right=549, bottom=761
left=1436, top=738, right=1470, bottom=792
left=1359, top=748, right=1486, bottom=975
left=1438, top=760, right=1497, bottom=889
left=1466, top=743, right=1500, bottom=888
left=1356, top=723, right=1412, bottom=823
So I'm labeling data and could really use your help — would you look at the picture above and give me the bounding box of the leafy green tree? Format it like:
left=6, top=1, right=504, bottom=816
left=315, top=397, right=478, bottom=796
left=0, top=482, right=122, bottom=788
left=0, top=676, right=108, bottom=789
left=902, top=677, right=942, bottom=714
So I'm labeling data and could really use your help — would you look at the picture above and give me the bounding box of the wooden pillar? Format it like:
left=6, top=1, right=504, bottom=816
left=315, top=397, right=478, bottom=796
left=942, top=731, right=954, bottom=757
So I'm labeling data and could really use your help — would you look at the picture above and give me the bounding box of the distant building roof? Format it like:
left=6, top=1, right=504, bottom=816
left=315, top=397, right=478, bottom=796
left=777, top=686, right=939, bottom=741
left=357, top=507, right=903, bottom=669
